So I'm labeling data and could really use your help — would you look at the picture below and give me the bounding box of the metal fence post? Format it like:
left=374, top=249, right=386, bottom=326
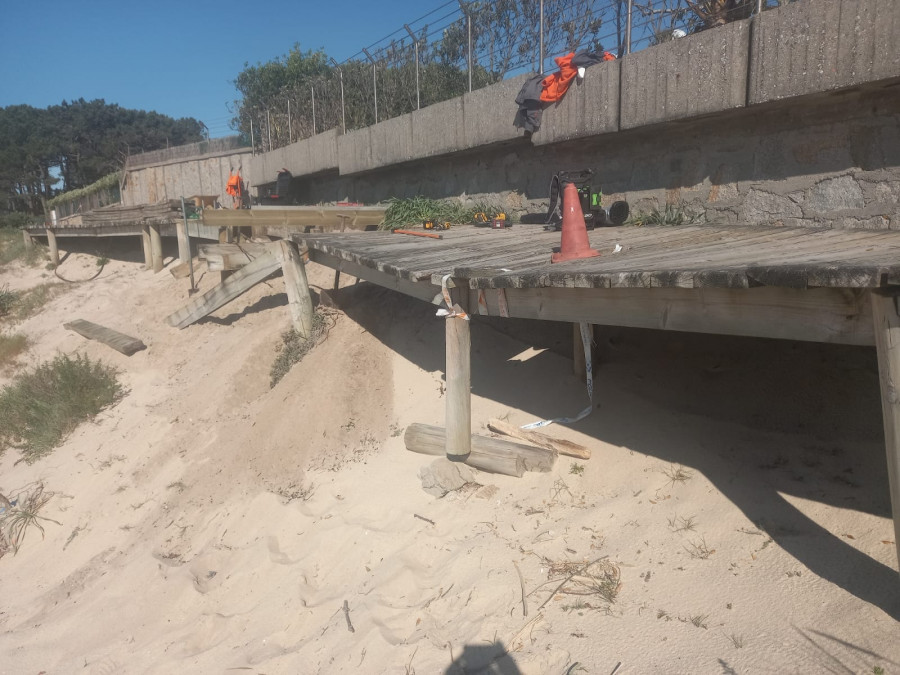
left=458, top=1, right=472, bottom=92
left=363, top=48, right=378, bottom=124
left=330, top=58, right=346, bottom=133
left=404, top=24, right=420, bottom=109
left=288, top=99, right=292, bottom=143
left=311, top=86, right=316, bottom=135
left=625, top=0, right=633, bottom=55
left=539, top=0, right=545, bottom=74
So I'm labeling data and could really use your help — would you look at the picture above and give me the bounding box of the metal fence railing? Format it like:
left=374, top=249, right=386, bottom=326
left=240, top=0, right=796, bottom=153
left=126, top=136, right=249, bottom=169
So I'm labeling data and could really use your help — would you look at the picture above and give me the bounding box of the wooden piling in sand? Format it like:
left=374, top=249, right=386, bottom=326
left=445, top=285, right=471, bottom=460
left=46, top=229, right=59, bottom=267
left=149, top=223, right=163, bottom=273
left=141, top=226, right=152, bottom=269
left=870, top=290, right=900, bottom=578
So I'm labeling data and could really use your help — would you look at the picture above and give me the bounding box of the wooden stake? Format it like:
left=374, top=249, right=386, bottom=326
left=149, top=223, right=163, bottom=273
left=46, top=228, right=59, bottom=267
left=277, top=240, right=314, bottom=337
left=141, top=226, right=152, bottom=269
left=446, top=312, right=471, bottom=459
left=487, top=418, right=591, bottom=460
left=405, top=422, right=555, bottom=475
left=870, top=290, right=900, bottom=577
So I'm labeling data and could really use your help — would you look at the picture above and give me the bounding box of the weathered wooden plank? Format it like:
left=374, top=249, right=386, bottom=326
left=166, top=248, right=282, bottom=329
left=471, top=285, right=874, bottom=346
left=870, top=290, right=900, bottom=577
left=405, top=423, right=555, bottom=474
left=487, top=417, right=591, bottom=460
left=306, top=249, right=439, bottom=304
left=64, top=319, right=146, bottom=356
left=199, top=243, right=270, bottom=271
left=303, top=225, right=900, bottom=291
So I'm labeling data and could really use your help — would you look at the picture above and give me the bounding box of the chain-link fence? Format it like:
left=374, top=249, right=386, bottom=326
left=241, top=0, right=796, bottom=152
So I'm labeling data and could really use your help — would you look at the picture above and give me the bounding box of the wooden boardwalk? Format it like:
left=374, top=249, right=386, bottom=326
left=299, top=223, right=900, bottom=290
left=298, top=223, right=900, bottom=578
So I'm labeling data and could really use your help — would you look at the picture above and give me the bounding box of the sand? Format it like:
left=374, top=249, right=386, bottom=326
left=0, top=240, right=898, bottom=674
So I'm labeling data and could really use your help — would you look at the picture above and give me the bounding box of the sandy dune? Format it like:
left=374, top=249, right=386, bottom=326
left=0, top=241, right=897, bottom=674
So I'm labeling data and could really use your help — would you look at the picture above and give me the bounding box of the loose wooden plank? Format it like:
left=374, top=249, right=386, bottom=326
left=405, top=422, right=555, bottom=474
left=64, top=319, right=146, bottom=356
left=199, top=243, right=270, bottom=271
left=487, top=418, right=591, bottom=460
left=166, top=247, right=282, bottom=329
left=870, top=290, right=900, bottom=577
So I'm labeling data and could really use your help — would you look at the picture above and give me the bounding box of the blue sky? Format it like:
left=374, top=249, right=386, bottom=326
left=0, top=0, right=445, bottom=138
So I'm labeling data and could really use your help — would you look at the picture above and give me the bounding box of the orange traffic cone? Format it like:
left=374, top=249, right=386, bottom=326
left=551, top=182, right=600, bottom=263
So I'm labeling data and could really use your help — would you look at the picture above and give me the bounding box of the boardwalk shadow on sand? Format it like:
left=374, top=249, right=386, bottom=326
left=331, top=282, right=900, bottom=622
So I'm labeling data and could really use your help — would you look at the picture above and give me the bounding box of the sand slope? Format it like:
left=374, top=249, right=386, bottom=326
left=0, top=245, right=897, bottom=674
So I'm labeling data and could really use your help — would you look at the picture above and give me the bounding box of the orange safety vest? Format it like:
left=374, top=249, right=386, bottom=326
left=226, top=172, right=242, bottom=197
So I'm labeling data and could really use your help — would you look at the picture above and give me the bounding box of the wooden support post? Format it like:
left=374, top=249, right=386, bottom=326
left=141, top=226, right=152, bottom=269
left=22, top=230, right=34, bottom=249
left=176, top=218, right=190, bottom=263
left=445, top=287, right=471, bottom=459
left=277, top=240, right=314, bottom=337
left=870, top=290, right=900, bottom=577
left=333, top=269, right=341, bottom=291
left=573, top=322, right=587, bottom=378
left=46, top=229, right=59, bottom=267
left=149, top=223, right=163, bottom=273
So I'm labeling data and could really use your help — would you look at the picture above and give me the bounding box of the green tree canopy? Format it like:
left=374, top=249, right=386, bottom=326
left=0, top=100, right=203, bottom=215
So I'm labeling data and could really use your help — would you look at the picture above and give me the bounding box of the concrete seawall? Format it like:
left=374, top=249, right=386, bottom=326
left=128, top=0, right=900, bottom=229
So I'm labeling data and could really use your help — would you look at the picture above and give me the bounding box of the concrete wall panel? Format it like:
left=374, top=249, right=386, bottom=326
left=462, top=73, right=529, bottom=149
left=535, top=61, right=620, bottom=146
left=248, top=129, right=339, bottom=184
left=749, top=0, right=900, bottom=105
left=621, top=18, right=750, bottom=130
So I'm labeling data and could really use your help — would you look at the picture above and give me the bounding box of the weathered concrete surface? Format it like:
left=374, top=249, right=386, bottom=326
left=339, top=75, right=528, bottom=175
left=122, top=151, right=250, bottom=206
left=534, top=60, right=620, bottom=146
left=749, top=0, right=900, bottom=105
left=621, top=18, right=750, bottom=130
left=300, top=87, right=900, bottom=231
left=248, top=129, right=339, bottom=186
